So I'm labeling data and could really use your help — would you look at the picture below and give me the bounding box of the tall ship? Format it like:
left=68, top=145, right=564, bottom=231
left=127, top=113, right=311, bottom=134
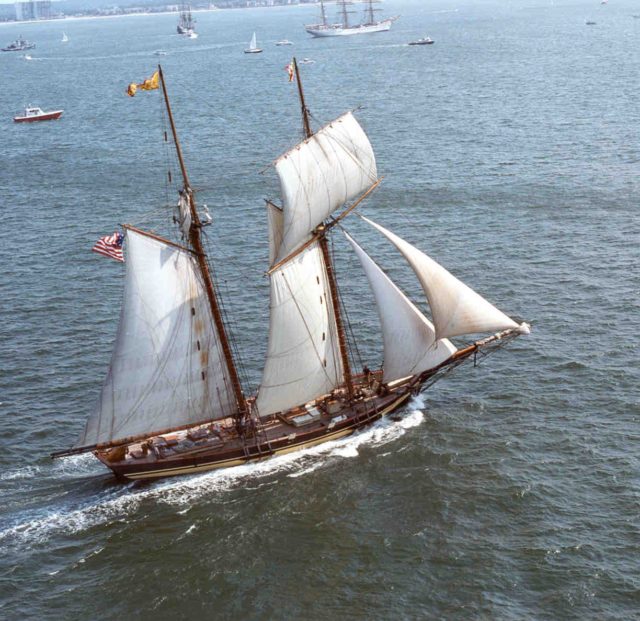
left=305, top=0, right=398, bottom=38
left=52, top=62, right=530, bottom=480
left=176, top=4, right=195, bottom=35
left=2, top=36, right=35, bottom=52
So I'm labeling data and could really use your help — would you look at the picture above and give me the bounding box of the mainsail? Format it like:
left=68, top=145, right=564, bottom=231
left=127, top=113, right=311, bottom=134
left=256, top=240, right=343, bottom=416
left=362, top=217, right=519, bottom=339
left=345, top=232, right=456, bottom=382
left=75, top=228, right=237, bottom=448
left=256, top=107, right=377, bottom=414
left=275, top=111, right=377, bottom=261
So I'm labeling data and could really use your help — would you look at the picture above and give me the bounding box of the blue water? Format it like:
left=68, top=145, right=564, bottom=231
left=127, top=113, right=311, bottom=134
left=1, top=0, right=639, bottom=618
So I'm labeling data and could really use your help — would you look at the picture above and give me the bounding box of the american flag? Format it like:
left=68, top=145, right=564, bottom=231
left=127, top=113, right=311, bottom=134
left=285, top=61, right=295, bottom=82
left=92, top=231, right=124, bottom=262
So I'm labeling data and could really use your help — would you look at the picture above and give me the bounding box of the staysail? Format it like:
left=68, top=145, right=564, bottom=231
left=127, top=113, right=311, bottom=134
left=275, top=111, right=377, bottom=261
left=362, top=217, right=519, bottom=339
left=75, top=229, right=237, bottom=448
left=345, top=233, right=456, bottom=382
left=256, top=241, right=343, bottom=415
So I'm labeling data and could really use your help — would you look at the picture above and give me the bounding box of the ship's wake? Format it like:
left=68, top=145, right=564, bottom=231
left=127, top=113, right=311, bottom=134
left=0, top=397, right=426, bottom=548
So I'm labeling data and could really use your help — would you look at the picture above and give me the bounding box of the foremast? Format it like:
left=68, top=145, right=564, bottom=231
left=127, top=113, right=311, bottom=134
left=158, top=66, right=248, bottom=425
left=292, top=57, right=354, bottom=399
left=338, top=1, right=353, bottom=28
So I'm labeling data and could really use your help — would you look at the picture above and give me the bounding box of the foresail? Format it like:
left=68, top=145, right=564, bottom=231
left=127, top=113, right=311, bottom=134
left=256, top=242, right=343, bottom=416
left=75, top=229, right=237, bottom=448
left=345, top=233, right=456, bottom=382
left=275, top=112, right=377, bottom=261
left=363, top=217, right=519, bottom=340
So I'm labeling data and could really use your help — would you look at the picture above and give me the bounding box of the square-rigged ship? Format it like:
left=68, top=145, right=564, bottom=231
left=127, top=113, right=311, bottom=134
left=305, top=1, right=398, bottom=37
left=52, top=63, right=530, bottom=480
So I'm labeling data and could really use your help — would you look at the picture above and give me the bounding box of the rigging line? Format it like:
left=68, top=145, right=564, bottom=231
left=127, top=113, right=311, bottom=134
left=329, top=234, right=364, bottom=372
left=203, top=238, right=251, bottom=392
left=199, top=228, right=257, bottom=384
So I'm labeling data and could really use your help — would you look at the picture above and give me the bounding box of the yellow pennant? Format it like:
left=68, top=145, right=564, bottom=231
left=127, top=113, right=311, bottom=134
left=127, top=71, right=159, bottom=97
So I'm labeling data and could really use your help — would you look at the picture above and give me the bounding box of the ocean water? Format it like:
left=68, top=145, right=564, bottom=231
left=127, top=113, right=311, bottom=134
left=1, top=0, right=639, bottom=618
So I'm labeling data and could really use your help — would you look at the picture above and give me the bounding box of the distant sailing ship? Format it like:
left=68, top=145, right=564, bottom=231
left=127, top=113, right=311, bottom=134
left=177, top=4, right=195, bottom=36
left=52, top=61, right=529, bottom=480
left=2, top=35, right=35, bottom=52
left=305, top=0, right=398, bottom=37
left=61, top=32, right=69, bottom=43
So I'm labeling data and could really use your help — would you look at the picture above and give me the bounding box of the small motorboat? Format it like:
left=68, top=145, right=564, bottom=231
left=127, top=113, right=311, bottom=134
left=409, top=37, right=434, bottom=45
left=586, top=20, right=597, bottom=25
left=276, top=39, right=293, bottom=46
left=13, top=106, right=64, bottom=123
left=299, top=58, right=315, bottom=64
left=154, top=50, right=168, bottom=56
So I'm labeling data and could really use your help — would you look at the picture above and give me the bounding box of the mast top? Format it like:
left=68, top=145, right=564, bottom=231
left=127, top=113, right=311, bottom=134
left=293, top=57, right=313, bottom=140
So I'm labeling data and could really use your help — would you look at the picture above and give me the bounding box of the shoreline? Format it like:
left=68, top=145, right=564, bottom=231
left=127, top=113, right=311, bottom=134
left=0, top=3, right=313, bottom=28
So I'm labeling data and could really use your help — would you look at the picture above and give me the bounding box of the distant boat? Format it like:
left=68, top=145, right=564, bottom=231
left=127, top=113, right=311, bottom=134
left=276, top=39, right=293, bottom=46
left=2, top=36, right=35, bottom=52
left=177, top=4, right=195, bottom=35
left=61, top=33, right=69, bottom=43
left=586, top=20, right=597, bottom=25
left=408, top=37, right=434, bottom=46
left=306, top=0, right=398, bottom=38
left=154, top=50, right=168, bottom=56
left=24, top=54, right=33, bottom=60
left=14, top=106, right=63, bottom=123
left=186, top=31, right=198, bottom=39
left=244, top=32, right=262, bottom=54
left=299, top=58, right=315, bottom=64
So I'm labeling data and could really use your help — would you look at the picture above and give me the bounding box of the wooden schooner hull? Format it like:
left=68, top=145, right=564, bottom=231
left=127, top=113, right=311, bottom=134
left=96, top=379, right=416, bottom=481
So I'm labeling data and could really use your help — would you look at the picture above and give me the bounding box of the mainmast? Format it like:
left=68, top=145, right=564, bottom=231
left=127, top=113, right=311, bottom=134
left=365, top=0, right=378, bottom=24
left=319, top=0, right=328, bottom=27
left=292, top=58, right=354, bottom=399
left=338, top=0, right=352, bottom=28
left=158, top=65, right=248, bottom=422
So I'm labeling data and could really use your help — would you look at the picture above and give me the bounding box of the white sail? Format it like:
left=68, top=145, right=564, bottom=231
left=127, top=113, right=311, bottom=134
left=256, top=242, right=343, bottom=416
left=266, top=201, right=284, bottom=266
left=177, top=191, right=191, bottom=240
left=76, top=229, right=236, bottom=448
left=250, top=32, right=257, bottom=49
left=345, top=233, right=456, bottom=382
left=363, top=217, right=519, bottom=339
left=275, top=112, right=377, bottom=261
